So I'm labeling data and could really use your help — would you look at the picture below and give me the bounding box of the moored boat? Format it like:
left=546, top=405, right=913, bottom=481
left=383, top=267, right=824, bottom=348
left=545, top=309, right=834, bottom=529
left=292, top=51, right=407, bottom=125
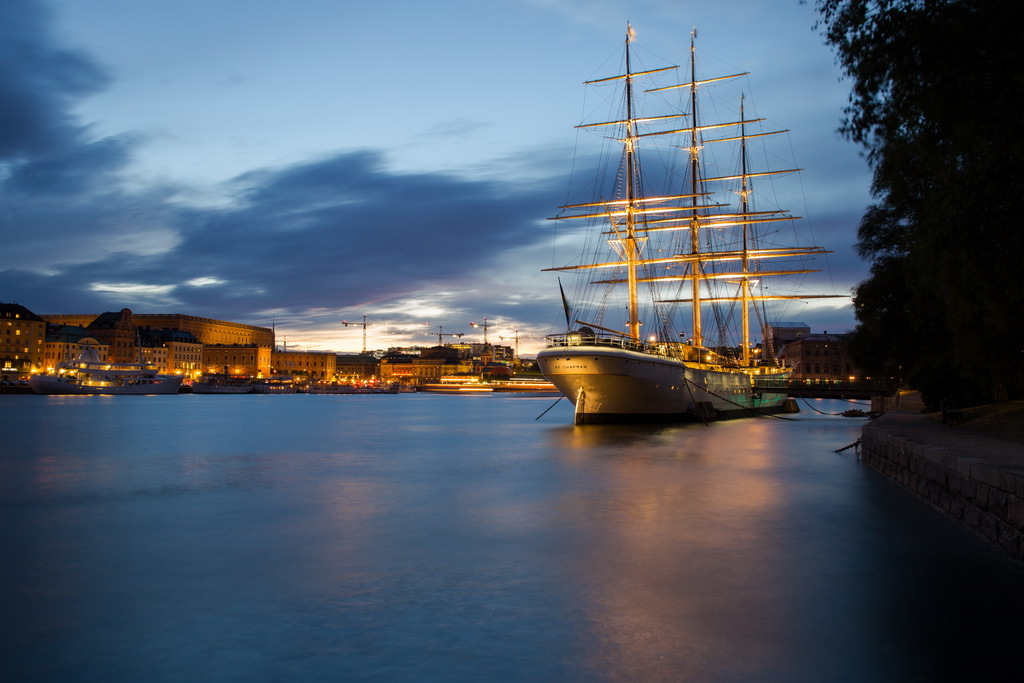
left=192, top=375, right=253, bottom=394
left=420, top=376, right=494, bottom=393
left=352, top=383, right=400, bottom=394
left=29, top=347, right=182, bottom=395
left=420, top=376, right=561, bottom=395
left=306, top=382, right=356, bottom=394
left=251, top=376, right=297, bottom=394
left=537, top=26, right=843, bottom=424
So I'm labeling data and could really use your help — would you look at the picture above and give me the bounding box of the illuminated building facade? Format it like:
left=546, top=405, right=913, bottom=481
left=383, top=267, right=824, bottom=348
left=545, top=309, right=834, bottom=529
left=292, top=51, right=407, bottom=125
left=782, top=333, right=861, bottom=380
left=41, top=327, right=111, bottom=371
left=83, top=309, right=138, bottom=363
left=271, top=350, right=336, bottom=379
left=43, top=311, right=274, bottom=377
left=335, top=355, right=379, bottom=382
left=447, top=342, right=514, bottom=362
left=140, top=343, right=169, bottom=373
left=379, top=350, right=471, bottom=385
left=45, top=312, right=274, bottom=348
left=0, top=302, right=46, bottom=380
left=134, top=314, right=273, bottom=347
left=202, top=345, right=272, bottom=377
left=140, top=329, right=203, bottom=377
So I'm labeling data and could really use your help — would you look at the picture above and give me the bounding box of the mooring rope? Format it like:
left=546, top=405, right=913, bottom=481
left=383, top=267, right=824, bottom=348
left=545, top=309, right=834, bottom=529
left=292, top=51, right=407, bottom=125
left=834, top=438, right=862, bottom=454
left=682, top=375, right=711, bottom=426
left=800, top=397, right=845, bottom=416
left=535, top=395, right=565, bottom=420
left=683, top=377, right=801, bottom=421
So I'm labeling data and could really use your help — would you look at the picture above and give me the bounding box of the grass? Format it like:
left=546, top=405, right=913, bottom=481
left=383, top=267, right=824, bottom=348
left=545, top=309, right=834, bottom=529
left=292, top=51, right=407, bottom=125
left=948, top=401, right=1024, bottom=444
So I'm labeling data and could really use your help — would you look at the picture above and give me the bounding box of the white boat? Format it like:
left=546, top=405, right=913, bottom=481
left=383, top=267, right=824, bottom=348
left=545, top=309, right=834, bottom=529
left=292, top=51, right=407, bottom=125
left=29, top=347, right=183, bottom=395
left=192, top=375, right=253, bottom=394
left=421, top=376, right=561, bottom=395
left=488, top=378, right=560, bottom=394
left=537, top=26, right=842, bottom=424
left=420, top=376, right=494, bottom=393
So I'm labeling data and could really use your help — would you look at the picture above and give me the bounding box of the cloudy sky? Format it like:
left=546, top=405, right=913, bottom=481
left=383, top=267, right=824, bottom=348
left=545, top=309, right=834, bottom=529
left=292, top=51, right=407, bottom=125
left=1, top=0, right=871, bottom=354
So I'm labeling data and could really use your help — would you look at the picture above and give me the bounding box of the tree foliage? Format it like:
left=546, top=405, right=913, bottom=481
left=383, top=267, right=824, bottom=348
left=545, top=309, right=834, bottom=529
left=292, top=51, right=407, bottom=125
left=817, top=0, right=1024, bottom=406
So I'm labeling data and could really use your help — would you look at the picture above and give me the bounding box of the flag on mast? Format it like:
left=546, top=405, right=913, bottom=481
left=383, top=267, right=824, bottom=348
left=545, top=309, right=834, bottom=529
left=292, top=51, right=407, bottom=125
left=558, top=277, right=572, bottom=331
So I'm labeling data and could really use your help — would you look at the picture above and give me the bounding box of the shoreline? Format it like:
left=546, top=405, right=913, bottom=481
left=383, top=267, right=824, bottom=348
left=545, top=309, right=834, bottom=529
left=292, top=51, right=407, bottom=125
left=861, top=392, right=1024, bottom=563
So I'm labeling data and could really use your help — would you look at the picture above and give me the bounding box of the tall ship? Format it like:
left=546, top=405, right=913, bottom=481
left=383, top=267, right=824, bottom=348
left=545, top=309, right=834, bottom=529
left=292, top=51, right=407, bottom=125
left=537, top=26, right=842, bottom=424
left=29, top=346, right=183, bottom=395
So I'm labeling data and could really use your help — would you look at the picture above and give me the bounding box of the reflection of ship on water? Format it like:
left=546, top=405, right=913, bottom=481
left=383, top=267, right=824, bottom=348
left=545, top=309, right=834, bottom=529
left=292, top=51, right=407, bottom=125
left=547, top=412, right=788, bottom=680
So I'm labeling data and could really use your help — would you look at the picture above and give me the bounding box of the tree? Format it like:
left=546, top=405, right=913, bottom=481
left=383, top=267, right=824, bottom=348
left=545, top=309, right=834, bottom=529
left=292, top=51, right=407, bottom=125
left=817, top=0, right=1024, bottom=407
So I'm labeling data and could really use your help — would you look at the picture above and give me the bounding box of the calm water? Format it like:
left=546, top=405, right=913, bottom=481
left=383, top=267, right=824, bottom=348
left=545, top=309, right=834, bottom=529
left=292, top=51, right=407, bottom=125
left=2, top=393, right=1021, bottom=681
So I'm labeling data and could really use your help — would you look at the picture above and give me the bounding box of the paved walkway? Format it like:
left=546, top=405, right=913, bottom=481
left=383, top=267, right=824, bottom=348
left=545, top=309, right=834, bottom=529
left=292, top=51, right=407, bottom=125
left=869, top=392, right=1024, bottom=476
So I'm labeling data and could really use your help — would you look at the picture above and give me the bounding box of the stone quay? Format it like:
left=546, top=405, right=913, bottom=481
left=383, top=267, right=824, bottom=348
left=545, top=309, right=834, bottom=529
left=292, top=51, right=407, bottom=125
left=861, top=392, right=1024, bottom=563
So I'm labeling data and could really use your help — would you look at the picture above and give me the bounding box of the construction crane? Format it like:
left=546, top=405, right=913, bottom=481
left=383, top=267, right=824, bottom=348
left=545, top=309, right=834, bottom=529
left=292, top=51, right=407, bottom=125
left=498, top=329, right=520, bottom=359
left=469, top=317, right=492, bottom=346
left=342, top=315, right=375, bottom=354
left=432, top=325, right=464, bottom=346
left=498, top=330, right=546, bottom=361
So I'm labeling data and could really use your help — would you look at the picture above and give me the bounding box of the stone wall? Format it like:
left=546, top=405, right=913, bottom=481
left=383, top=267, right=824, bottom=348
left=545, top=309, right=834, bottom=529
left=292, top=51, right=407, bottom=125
left=861, top=422, right=1024, bottom=562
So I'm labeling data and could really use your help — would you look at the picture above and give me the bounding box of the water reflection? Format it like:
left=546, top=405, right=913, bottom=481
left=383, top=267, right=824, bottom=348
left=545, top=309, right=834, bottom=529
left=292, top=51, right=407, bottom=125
left=540, top=410, right=1024, bottom=680
left=546, top=419, right=804, bottom=679
left=2, top=396, right=1022, bottom=681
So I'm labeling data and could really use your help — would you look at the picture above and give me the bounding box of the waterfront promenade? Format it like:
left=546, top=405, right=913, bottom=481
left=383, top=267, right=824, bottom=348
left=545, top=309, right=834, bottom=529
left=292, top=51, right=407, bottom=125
left=861, top=392, right=1024, bottom=562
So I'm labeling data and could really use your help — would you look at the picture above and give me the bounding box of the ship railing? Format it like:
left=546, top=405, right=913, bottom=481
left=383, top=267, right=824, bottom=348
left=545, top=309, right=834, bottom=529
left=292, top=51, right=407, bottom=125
left=752, top=375, right=790, bottom=390
left=545, top=333, right=696, bottom=360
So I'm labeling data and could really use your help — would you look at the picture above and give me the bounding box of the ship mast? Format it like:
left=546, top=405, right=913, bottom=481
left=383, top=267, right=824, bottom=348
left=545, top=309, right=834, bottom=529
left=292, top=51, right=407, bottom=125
left=739, top=94, right=752, bottom=365
left=623, top=25, right=642, bottom=341
left=687, top=28, right=704, bottom=349
left=544, top=26, right=848, bottom=359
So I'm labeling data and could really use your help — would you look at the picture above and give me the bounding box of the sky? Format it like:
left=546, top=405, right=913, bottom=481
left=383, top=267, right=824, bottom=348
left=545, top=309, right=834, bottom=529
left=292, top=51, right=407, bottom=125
left=1, top=0, right=873, bottom=355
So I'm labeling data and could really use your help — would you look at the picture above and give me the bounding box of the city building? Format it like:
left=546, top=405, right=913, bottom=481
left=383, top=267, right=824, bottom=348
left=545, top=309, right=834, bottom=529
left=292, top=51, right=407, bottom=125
left=43, top=310, right=275, bottom=377
left=335, top=355, right=379, bottom=382
left=45, top=312, right=274, bottom=348
left=202, top=345, right=272, bottom=378
left=82, top=309, right=138, bottom=363
left=140, top=341, right=169, bottom=374
left=782, top=332, right=861, bottom=380
left=271, top=349, right=336, bottom=379
left=765, top=322, right=811, bottom=363
left=379, top=348, right=471, bottom=385
left=145, top=327, right=202, bottom=376
left=447, top=342, right=514, bottom=363
left=139, top=328, right=203, bottom=377
left=1, top=302, right=46, bottom=381
left=41, top=325, right=111, bottom=371
left=134, top=314, right=273, bottom=347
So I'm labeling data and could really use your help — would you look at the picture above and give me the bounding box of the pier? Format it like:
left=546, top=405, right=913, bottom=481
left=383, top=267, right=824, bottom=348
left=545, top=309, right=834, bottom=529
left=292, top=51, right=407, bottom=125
left=860, top=392, right=1024, bottom=562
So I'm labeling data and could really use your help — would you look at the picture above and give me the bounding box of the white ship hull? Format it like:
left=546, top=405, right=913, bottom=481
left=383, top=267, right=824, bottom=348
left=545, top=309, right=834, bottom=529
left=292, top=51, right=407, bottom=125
left=537, top=345, right=788, bottom=424
left=29, top=373, right=182, bottom=395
